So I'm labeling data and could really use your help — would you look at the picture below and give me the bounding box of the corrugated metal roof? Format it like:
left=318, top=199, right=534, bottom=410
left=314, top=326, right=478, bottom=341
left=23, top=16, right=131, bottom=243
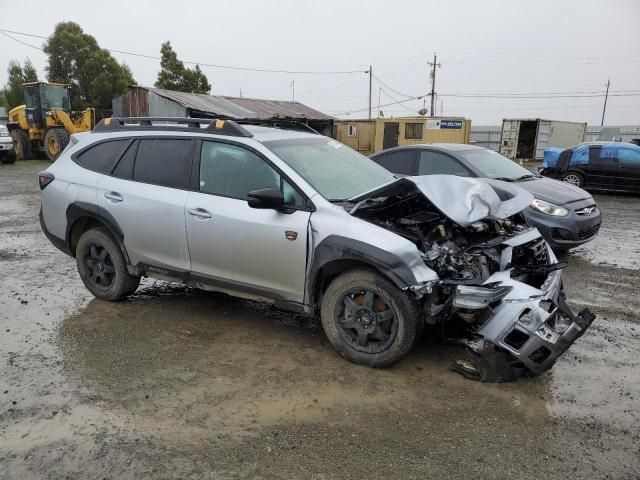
left=142, top=86, right=332, bottom=120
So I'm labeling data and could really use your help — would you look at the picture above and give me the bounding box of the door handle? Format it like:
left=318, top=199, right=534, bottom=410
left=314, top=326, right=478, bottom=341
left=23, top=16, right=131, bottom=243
left=104, top=191, right=123, bottom=202
left=187, top=207, right=212, bottom=219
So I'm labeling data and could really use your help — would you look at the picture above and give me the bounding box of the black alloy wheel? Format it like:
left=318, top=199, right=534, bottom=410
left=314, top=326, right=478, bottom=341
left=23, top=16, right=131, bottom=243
left=83, top=243, right=116, bottom=290
left=334, top=288, right=398, bottom=354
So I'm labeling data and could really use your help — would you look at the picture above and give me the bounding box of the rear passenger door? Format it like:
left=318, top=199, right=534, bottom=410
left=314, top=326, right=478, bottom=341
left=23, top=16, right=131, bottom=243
left=585, top=145, right=618, bottom=189
left=184, top=140, right=311, bottom=303
left=96, top=137, right=194, bottom=271
left=616, top=147, right=640, bottom=191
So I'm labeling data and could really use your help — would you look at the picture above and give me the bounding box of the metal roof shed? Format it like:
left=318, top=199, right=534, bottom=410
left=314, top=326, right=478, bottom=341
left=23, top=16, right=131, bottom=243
left=112, top=86, right=333, bottom=134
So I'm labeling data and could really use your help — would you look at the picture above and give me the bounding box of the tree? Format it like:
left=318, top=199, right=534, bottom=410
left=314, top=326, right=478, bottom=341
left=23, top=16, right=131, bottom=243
left=155, top=41, right=211, bottom=94
left=2, top=59, right=38, bottom=109
left=43, top=22, right=135, bottom=109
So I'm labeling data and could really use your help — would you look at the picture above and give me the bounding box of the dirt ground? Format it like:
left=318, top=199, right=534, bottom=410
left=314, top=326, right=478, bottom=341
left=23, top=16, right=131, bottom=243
left=1, top=160, right=639, bottom=480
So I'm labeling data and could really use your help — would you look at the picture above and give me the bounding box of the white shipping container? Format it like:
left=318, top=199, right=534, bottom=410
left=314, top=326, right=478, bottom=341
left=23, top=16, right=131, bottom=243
left=499, top=119, right=586, bottom=161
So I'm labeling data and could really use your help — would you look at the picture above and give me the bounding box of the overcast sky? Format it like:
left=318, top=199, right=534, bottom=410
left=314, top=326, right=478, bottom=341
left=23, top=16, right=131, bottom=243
left=1, top=0, right=639, bottom=125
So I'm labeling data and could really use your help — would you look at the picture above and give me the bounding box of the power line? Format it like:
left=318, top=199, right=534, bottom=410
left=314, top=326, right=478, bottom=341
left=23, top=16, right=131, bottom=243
left=378, top=86, right=419, bottom=113
left=0, top=27, right=366, bottom=75
left=0, top=30, right=43, bottom=50
left=372, top=74, right=416, bottom=99
left=440, top=92, right=640, bottom=99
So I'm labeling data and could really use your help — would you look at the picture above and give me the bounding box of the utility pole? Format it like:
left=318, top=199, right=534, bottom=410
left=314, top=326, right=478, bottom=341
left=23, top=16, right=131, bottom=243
left=601, top=78, right=610, bottom=126
left=290, top=80, right=295, bottom=102
left=378, top=87, right=382, bottom=118
left=368, top=65, right=373, bottom=119
left=428, top=53, right=441, bottom=116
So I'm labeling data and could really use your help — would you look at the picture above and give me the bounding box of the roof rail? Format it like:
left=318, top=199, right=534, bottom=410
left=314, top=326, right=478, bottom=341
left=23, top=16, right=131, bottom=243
left=233, top=118, right=321, bottom=135
left=93, top=117, right=253, bottom=137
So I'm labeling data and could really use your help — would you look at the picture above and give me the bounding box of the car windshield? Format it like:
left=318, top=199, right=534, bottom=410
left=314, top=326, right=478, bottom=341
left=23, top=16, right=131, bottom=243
left=264, top=137, right=396, bottom=201
left=459, top=149, right=535, bottom=181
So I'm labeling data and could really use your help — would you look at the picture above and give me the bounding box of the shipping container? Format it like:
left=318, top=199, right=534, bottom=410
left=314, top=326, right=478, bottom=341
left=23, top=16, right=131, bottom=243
left=499, top=119, right=586, bottom=162
left=470, top=125, right=502, bottom=151
left=334, top=117, right=471, bottom=155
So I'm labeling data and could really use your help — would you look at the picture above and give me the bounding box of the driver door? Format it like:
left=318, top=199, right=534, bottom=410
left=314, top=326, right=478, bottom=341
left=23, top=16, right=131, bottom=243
left=185, top=140, right=311, bottom=303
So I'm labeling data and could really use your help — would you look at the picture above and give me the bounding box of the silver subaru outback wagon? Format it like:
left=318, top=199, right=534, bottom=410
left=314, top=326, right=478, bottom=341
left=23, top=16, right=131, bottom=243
left=39, top=117, right=594, bottom=380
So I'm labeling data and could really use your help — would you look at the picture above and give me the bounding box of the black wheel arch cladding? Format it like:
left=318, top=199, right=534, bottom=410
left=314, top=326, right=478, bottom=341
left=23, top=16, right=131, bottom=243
left=307, top=235, right=418, bottom=306
left=65, top=202, right=131, bottom=263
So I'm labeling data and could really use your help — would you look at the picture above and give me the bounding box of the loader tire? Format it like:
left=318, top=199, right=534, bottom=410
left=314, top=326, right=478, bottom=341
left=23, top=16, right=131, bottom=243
left=44, top=129, right=70, bottom=161
left=11, top=129, right=32, bottom=160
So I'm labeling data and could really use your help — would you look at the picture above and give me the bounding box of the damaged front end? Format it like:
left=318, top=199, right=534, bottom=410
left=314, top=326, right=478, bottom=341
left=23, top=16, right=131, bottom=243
left=346, top=175, right=595, bottom=381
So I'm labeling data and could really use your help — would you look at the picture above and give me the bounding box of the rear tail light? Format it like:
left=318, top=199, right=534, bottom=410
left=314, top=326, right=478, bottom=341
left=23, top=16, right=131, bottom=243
left=38, top=171, right=55, bottom=190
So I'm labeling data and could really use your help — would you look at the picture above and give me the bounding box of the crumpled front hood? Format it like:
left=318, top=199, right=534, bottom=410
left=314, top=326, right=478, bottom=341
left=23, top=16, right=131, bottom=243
left=409, top=175, right=534, bottom=226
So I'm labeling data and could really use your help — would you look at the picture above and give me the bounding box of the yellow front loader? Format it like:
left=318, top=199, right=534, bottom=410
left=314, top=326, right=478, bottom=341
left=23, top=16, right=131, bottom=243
left=7, top=82, right=95, bottom=161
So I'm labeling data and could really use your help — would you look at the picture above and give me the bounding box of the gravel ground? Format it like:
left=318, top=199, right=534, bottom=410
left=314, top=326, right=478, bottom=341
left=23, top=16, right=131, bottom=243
left=1, top=160, right=639, bottom=480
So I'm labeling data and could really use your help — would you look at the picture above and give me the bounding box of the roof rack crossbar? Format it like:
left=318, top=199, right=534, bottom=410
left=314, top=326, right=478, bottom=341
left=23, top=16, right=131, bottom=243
left=232, top=118, right=321, bottom=135
left=93, top=117, right=253, bottom=137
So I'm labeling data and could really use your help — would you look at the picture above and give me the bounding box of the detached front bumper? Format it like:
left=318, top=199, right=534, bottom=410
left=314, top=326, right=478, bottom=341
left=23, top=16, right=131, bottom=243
left=457, top=241, right=595, bottom=378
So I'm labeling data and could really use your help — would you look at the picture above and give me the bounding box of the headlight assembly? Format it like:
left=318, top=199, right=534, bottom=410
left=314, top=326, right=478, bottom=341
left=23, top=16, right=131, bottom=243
left=530, top=199, right=569, bottom=217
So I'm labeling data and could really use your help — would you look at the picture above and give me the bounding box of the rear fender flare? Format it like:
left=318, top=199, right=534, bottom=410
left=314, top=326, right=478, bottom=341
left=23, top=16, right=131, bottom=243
left=65, top=202, right=130, bottom=264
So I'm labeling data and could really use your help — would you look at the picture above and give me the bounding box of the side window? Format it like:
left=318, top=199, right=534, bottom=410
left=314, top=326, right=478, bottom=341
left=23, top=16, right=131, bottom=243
left=373, top=150, right=417, bottom=175
left=618, top=148, right=640, bottom=165
left=571, top=146, right=589, bottom=165
left=133, top=139, right=193, bottom=189
left=112, top=140, right=137, bottom=179
left=404, top=123, right=423, bottom=140
left=418, top=151, right=470, bottom=176
left=199, top=141, right=306, bottom=207
left=76, top=140, right=129, bottom=173
left=588, top=146, right=602, bottom=163
left=600, top=145, right=617, bottom=160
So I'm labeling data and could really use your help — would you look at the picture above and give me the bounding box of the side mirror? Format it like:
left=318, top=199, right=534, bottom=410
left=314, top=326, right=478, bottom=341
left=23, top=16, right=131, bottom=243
left=247, top=187, right=284, bottom=209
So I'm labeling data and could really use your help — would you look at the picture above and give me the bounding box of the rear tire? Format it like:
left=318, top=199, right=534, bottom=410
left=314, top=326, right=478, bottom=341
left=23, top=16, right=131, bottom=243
left=0, top=151, right=16, bottom=164
left=561, top=171, right=584, bottom=188
left=11, top=129, right=32, bottom=160
left=44, top=129, right=70, bottom=161
left=320, top=269, right=421, bottom=368
left=76, top=228, right=140, bottom=301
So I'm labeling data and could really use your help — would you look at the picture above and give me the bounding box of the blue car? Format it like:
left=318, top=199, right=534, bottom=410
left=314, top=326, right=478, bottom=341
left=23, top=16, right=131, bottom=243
left=540, top=142, right=640, bottom=193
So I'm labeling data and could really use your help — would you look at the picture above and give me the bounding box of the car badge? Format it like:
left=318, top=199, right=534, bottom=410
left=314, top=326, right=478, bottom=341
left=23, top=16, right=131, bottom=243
left=285, top=230, right=298, bottom=241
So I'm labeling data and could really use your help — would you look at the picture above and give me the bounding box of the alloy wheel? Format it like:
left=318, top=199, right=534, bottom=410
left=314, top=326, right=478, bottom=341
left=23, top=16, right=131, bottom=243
left=563, top=174, right=581, bottom=186
left=334, top=288, right=398, bottom=354
left=83, top=243, right=116, bottom=289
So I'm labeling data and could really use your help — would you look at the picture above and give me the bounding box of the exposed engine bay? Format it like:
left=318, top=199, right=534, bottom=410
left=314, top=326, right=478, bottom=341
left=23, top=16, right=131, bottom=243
left=344, top=176, right=595, bottom=382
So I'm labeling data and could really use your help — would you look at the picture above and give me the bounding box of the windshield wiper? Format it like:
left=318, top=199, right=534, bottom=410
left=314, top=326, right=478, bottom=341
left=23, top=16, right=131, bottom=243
left=512, top=174, right=536, bottom=181
left=492, top=177, right=514, bottom=182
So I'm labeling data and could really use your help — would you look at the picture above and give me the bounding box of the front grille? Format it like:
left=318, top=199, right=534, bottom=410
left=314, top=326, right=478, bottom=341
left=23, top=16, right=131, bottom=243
left=578, top=223, right=601, bottom=240
left=512, top=238, right=549, bottom=268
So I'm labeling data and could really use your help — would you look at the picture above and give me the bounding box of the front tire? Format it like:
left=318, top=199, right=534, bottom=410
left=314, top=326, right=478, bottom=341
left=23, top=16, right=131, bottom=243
left=11, top=129, right=32, bottom=160
left=320, top=269, right=421, bottom=368
left=0, top=151, right=16, bottom=164
left=562, top=171, right=584, bottom=188
left=76, top=228, right=140, bottom=301
left=44, top=129, right=70, bottom=161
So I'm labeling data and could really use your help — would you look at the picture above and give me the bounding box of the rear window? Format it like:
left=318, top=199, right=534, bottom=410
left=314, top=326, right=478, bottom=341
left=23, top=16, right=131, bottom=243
left=76, top=140, right=129, bottom=173
left=132, top=139, right=194, bottom=189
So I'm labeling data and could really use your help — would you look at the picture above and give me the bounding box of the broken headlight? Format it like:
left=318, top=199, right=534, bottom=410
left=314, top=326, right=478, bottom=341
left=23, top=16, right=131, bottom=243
left=530, top=199, right=569, bottom=217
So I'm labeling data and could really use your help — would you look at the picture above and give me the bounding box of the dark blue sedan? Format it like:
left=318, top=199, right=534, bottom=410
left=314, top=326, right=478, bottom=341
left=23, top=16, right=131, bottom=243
left=540, top=142, right=640, bottom=193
